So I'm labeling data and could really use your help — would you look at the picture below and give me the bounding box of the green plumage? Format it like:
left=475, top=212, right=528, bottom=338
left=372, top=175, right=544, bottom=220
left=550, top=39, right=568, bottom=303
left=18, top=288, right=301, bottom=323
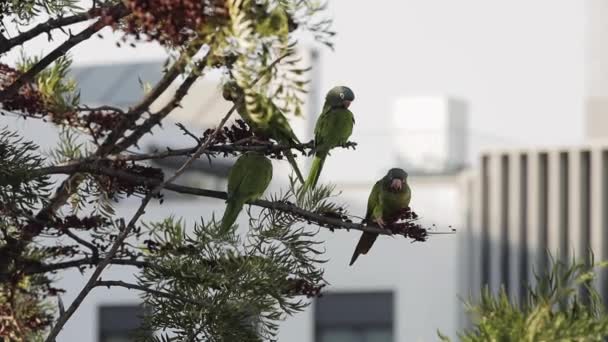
left=349, top=168, right=411, bottom=266
left=223, top=82, right=305, bottom=183
left=303, top=86, right=355, bottom=190
left=220, top=152, right=273, bottom=232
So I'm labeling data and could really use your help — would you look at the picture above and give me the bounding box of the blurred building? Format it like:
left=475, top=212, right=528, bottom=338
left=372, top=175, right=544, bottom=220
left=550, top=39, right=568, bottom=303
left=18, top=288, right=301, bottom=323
left=462, top=0, right=608, bottom=313
left=462, top=144, right=608, bottom=308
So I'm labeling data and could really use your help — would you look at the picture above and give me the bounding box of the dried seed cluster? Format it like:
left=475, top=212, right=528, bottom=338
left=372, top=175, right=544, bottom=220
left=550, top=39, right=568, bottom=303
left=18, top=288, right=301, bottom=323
left=117, top=0, right=228, bottom=46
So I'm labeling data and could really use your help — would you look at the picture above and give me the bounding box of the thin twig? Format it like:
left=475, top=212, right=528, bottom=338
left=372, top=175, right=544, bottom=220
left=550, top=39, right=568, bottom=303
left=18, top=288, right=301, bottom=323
left=176, top=122, right=201, bottom=144
left=0, top=4, right=128, bottom=102
left=76, top=105, right=125, bottom=114
left=113, top=140, right=356, bottom=162
left=9, top=258, right=148, bottom=279
left=62, top=229, right=99, bottom=261
left=111, top=58, right=208, bottom=153
left=95, top=280, right=205, bottom=305
left=0, top=3, right=123, bottom=54
left=44, top=194, right=154, bottom=341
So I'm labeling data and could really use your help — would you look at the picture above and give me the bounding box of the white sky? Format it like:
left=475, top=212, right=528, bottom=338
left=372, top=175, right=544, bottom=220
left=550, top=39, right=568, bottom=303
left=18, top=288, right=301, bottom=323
left=2, top=0, right=587, bottom=158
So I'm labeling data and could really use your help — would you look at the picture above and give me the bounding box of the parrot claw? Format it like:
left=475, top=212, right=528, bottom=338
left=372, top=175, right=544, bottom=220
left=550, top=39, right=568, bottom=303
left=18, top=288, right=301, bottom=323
left=374, top=218, right=386, bottom=228
left=233, top=136, right=255, bottom=145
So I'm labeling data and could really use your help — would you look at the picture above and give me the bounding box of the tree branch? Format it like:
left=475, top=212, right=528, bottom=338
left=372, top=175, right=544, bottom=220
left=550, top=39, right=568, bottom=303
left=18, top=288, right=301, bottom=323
left=0, top=3, right=128, bottom=102
left=0, top=3, right=124, bottom=54
left=23, top=42, right=203, bottom=240
left=32, top=162, right=444, bottom=237
left=95, top=280, right=205, bottom=305
left=62, top=229, right=99, bottom=261
left=45, top=192, right=155, bottom=341
left=115, top=140, right=357, bottom=162
left=22, top=257, right=148, bottom=276
left=111, top=58, right=208, bottom=153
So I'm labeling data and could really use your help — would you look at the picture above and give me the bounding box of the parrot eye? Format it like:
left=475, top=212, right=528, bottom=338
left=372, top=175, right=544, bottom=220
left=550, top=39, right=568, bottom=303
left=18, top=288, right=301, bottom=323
left=339, top=93, right=345, bottom=99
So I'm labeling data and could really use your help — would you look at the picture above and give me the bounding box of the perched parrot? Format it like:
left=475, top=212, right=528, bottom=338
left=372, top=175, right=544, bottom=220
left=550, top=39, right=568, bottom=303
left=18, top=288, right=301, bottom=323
left=303, top=86, right=355, bottom=190
left=222, top=82, right=305, bottom=183
left=349, top=168, right=411, bottom=266
left=220, top=152, right=273, bottom=231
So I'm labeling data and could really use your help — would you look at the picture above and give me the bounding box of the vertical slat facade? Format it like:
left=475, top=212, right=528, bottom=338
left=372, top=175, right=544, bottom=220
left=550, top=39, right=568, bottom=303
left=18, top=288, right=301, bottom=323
left=489, top=155, right=503, bottom=292
left=470, top=145, right=608, bottom=308
left=526, top=153, right=540, bottom=285
left=507, top=153, right=522, bottom=300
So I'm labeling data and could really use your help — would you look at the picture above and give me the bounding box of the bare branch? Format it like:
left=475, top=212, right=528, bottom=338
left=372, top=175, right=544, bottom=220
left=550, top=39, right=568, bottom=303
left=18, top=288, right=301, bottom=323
left=0, top=3, right=125, bottom=54
left=95, top=280, right=205, bottom=305
left=45, top=191, right=155, bottom=341
left=62, top=229, right=98, bottom=261
left=97, top=41, right=205, bottom=155
left=32, top=162, right=445, bottom=237
left=21, top=257, right=148, bottom=276
left=175, top=122, right=201, bottom=144
left=115, top=140, right=357, bottom=162
left=0, top=4, right=129, bottom=102
left=21, top=42, right=204, bottom=243
left=76, top=105, right=125, bottom=114
left=111, top=58, right=208, bottom=153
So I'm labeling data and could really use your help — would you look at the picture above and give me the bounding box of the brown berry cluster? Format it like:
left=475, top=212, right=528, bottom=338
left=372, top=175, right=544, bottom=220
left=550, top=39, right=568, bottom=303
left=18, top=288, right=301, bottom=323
left=287, top=278, right=326, bottom=298
left=0, top=64, right=46, bottom=116
left=54, top=215, right=108, bottom=230
left=95, top=160, right=164, bottom=199
left=202, top=119, right=254, bottom=144
left=82, top=109, right=125, bottom=139
left=119, top=0, right=229, bottom=46
left=0, top=63, right=122, bottom=140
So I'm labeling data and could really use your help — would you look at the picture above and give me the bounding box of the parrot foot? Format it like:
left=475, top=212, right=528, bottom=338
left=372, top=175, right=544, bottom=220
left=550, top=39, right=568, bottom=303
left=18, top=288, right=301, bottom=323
left=233, top=136, right=255, bottom=145
left=251, top=137, right=272, bottom=145
left=373, top=218, right=386, bottom=228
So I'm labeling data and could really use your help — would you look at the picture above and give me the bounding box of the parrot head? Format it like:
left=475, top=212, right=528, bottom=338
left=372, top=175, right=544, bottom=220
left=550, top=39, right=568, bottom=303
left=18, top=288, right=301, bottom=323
left=384, top=168, right=408, bottom=191
left=325, top=86, right=355, bottom=109
left=222, top=81, right=243, bottom=102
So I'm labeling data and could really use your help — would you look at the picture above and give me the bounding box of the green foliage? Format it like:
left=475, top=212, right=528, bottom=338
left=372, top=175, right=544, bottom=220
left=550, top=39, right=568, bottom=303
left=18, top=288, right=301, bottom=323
left=0, top=0, right=82, bottom=25
left=0, top=281, right=54, bottom=342
left=442, top=257, right=608, bottom=342
left=0, top=128, right=51, bottom=213
left=0, top=129, right=56, bottom=341
left=16, top=53, right=80, bottom=116
left=137, top=182, right=332, bottom=341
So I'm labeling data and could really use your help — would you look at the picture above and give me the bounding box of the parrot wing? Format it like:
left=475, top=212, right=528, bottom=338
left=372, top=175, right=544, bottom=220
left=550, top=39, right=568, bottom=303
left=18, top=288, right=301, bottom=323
left=364, top=180, right=382, bottom=222
left=228, top=153, right=273, bottom=201
left=349, top=180, right=382, bottom=266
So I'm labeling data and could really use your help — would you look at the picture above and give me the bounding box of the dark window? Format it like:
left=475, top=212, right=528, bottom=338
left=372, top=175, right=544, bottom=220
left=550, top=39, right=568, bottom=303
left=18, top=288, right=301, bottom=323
left=98, top=305, right=148, bottom=342
left=315, top=292, right=393, bottom=342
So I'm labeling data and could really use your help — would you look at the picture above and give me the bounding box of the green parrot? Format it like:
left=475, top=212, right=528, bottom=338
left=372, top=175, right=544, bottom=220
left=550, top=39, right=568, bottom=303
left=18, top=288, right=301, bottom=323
left=304, top=86, right=355, bottom=190
left=349, top=168, right=411, bottom=266
left=220, top=151, right=273, bottom=231
left=222, top=81, right=305, bottom=183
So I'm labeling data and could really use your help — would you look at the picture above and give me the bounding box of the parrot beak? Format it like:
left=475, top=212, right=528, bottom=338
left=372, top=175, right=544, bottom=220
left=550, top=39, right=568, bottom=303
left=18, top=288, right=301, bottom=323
left=390, top=178, right=403, bottom=191
left=343, top=100, right=351, bottom=108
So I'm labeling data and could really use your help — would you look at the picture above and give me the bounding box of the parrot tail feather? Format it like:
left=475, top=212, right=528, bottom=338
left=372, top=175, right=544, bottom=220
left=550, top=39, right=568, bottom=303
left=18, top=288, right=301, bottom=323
left=349, top=232, right=379, bottom=266
left=286, top=152, right=305, bottom=184
left=304, top=154, right=326, bottom=191
left=220, top=198, right=245, bottom=232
